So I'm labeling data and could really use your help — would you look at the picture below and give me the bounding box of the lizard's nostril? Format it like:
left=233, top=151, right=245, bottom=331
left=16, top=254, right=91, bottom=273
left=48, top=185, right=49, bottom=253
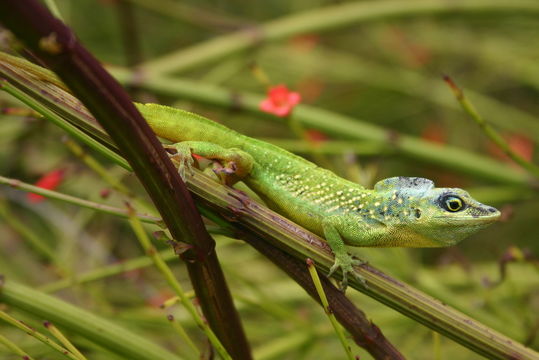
left=488, top=207, right=497, bottom=213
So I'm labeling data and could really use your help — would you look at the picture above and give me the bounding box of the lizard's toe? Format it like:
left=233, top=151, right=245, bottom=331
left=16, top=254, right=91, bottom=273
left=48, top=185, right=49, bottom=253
left=328, top=254, right=365, bottom=292
left=167, top=144, right=196, bottom=181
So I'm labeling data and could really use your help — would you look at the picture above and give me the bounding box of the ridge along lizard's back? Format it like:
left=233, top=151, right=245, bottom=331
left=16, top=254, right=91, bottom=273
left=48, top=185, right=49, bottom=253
left=138, top=102, right=501, bottom=287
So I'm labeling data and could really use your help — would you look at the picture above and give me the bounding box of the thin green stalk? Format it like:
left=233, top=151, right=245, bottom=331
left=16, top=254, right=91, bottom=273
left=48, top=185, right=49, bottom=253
left=125, top=204, right=232, bottom=360
left=432, top=331, right=441, bottom=360
left=63, top=138, right=156, bottom=214
left=0, top=279, right=183, bottom=360
left=40, top=249, right=176, bottom=293
left=0, top=310, right=79, bottom=360
left=306, top=259, right=355, bottom=360
left=0, top=175, right=160, bottom=225
left=161, top=296, right=180, bottom=308
left=444, top=76, right=539, bottom=179
left=0, top=168, right=233, bottom=237
left=45, top=321, right=88, bottom=360
left=139, top=0, right=539, bottom=75
left=64, top=139, right=133, bottom=195
left=167, top=314, right=200, bottom=357
left=260, top=138, right=387, bottom=156
left=0, top=334, right=35, bottom=359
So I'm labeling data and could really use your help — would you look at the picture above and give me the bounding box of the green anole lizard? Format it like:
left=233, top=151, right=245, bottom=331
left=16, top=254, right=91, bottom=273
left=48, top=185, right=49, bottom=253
left=138, top=103, right=501, bottom=287
left=0, top=52, right=501, bottom=287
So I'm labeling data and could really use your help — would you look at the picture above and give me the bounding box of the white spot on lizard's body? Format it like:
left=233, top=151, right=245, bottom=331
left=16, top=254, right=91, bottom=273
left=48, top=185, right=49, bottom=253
left=327, top=205, right=341, bottom=212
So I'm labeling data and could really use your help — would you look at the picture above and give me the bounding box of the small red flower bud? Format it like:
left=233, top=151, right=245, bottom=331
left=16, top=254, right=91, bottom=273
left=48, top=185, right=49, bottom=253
left=28, top=169, right=65, bottom=203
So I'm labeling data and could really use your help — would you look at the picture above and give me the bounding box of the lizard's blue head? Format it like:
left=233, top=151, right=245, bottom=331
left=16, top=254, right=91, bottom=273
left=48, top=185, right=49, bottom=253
left=373, top=177, right=501, bottom=247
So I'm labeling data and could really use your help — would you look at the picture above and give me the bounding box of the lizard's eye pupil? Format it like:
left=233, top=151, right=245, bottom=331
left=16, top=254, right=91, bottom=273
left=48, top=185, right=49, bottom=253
left=442, top=196, right=464, bottom=212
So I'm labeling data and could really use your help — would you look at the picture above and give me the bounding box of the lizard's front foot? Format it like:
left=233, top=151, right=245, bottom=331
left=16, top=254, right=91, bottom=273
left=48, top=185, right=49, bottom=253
left=165, top=143, right=195, bottom=181
left=322, top=221, right=367, bottom=291
left=328, top=253, right=366, bottom=291
left=165, top=142, right=254, bottom=186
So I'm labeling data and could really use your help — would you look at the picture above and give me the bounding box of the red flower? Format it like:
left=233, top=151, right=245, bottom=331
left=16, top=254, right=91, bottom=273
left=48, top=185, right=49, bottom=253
left=28, top=169, right=65, bottom=203
left=259, top=85, right=301, bottom=117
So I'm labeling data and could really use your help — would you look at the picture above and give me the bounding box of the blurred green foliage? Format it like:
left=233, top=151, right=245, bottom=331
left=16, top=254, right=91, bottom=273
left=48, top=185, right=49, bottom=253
left=1, top=0, right=538, bottom=359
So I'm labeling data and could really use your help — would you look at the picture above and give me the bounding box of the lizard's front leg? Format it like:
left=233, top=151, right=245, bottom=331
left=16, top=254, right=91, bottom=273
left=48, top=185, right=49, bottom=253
left=165, top=141, right=254, bottom=185
left=322, top=218, right=365, bottom=290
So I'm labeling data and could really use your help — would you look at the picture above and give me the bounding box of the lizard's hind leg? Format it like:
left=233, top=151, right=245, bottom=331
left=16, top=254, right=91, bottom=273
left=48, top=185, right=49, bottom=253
left=165, top=141, right=254, bottom=185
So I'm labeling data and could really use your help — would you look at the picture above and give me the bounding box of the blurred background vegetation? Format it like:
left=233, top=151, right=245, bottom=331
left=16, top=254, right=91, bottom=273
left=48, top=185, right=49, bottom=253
left=1, top=0, right=539, bottom=359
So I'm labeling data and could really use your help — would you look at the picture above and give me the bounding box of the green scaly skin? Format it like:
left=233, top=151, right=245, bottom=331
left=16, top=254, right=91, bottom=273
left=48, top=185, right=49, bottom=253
left=139, top=103, right=501, bottom=288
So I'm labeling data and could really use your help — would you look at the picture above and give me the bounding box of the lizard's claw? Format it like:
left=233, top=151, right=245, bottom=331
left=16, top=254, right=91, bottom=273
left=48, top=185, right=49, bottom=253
left=167, top=144, right=195, bottom=181
left=328, top=253, right=366, bottom=291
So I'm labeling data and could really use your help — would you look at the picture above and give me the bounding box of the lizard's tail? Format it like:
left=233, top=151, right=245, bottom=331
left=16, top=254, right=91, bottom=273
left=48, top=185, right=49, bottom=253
left=136, top=103, right=244, bottom=147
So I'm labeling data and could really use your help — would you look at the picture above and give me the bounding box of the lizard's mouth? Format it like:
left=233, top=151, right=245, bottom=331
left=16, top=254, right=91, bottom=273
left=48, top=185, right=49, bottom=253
left=479, top=211, right=501, bottom=222
left=434, top=208, right=501, bottom=223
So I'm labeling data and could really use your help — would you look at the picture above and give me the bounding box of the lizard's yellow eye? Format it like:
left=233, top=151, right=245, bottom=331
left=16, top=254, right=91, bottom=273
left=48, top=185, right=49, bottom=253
left=442, top=196, right=464, bottom=212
